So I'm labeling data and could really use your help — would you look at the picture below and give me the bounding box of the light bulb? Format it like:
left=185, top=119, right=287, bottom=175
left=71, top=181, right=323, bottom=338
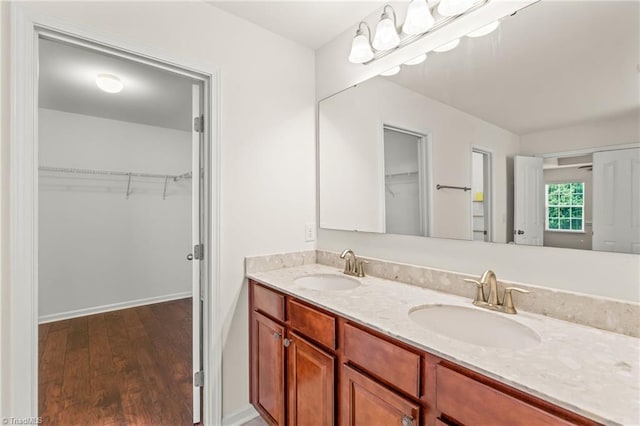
left=433, top=38, right=460, bottom=53
left=467, top=20, right=500, bottom=38
left=437, top=0, right=475, bottom=17
left=349, top=32, right=375, bottom=63
left=380, top=66, right=401, bottom=76
left=95, top=73, right=123, bottom=93
left=404, top=54, right=427, bottom=66
left=372, top=11, right=400, bottom=51
left=402, top=0, right=435, bottom=35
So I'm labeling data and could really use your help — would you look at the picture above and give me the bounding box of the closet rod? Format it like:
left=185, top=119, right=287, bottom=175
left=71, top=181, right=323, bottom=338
left=39, top=166, right=192, bottom=180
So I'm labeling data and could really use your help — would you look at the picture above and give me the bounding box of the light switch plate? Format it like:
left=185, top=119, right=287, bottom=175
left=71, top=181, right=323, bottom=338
left=304, top=223, right=316, bottom=242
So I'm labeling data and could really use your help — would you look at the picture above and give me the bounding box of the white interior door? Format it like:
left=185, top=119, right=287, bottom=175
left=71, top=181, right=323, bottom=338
left=191, top=83, right=203, bottom=424
left=514, top=155, right=544, bottom=245
left=593, top=148, right=640, bottom=253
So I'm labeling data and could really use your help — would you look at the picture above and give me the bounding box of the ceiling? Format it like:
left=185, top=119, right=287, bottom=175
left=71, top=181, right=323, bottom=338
left=211, top=1, right=389, bottom=49
left=385, top=1, right=640, bottom=135
left=39, top=38, right=195, bottom=132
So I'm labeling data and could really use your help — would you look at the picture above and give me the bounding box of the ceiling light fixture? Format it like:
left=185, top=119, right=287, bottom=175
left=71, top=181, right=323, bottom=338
left=404, top=53, right=427, bottom=66
left=467, top=20, right=500, bottom=38
left=402, top=0, right=435, bottom=35
left=347, top=0, right=489, bottom=64
left=372, top=5, right=400, bottom=51
left=437, top=0, right=476, bottom=17
left=348, top=22, right=375, bottom=64
left=433, top=38, right=461, bottom=53
left=95, top=73, right=123, bottom=93
left=380, top=66, right=401, bottom=77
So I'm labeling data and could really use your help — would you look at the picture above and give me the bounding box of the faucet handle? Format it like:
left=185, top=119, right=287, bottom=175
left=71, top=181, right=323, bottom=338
left=463, top=279, right=486, bottom=304
left=355, top=259, right=368, bottom=277
left=502, top=287, right=531, bottom=314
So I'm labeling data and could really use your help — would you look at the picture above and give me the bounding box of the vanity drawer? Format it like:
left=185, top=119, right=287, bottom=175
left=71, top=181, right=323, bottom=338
left=436, top=365, right=576, bottom=426
left=288, top=299, right=336, bottom=350
left=343, top=323, right=420, bottom=398
left=252, top=282, right=285, bottom=322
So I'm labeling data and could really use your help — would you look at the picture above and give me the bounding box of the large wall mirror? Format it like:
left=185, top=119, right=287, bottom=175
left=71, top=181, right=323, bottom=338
left=318, top=0, right=639, bottom=254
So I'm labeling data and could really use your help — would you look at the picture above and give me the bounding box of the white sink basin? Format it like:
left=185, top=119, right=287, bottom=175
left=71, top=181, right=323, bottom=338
left=295, top=274, right=360, bottom=291
left=409, top=304, right=541, bottom=350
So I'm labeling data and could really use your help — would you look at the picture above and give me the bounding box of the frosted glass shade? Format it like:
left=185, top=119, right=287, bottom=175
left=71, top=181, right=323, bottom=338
left=348, top=33, right=375, bottom=63
left=380, top=66, right=401, bottom=76
left=437, top=0, right=475, bottom=17
left=467, top=20, right=500, bottom=38
left=404, top=53, right=427, bottom=65
left=95, top=74, right=123, bottom=93
left=372, top=16, right=400, bottom=51
left=403, top=0, right=435, bottom=35
left=433, top=38, right=460, bottom=52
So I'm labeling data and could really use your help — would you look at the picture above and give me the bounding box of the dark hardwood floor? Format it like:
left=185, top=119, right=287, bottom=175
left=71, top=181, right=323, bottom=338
left=39, top=298, right=193, bottom=425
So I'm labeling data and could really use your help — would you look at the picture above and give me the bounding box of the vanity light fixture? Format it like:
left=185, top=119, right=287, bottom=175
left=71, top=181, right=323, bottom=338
left=372, top=5, right=400, bottom=51
left=433, top=38, right=461, bottom=52
left=95, top=73, right=123, bottom=93
left=404, top=53, right=427, bottom=65
left=380, top=66, right=401, bottom=76
left=467, top=20, right=500, bottom=37
left=437, top=0, right=476, bottom=17
left=348, top=22, right=375, bottom=64
left=402, top=0, right=435, bottom=35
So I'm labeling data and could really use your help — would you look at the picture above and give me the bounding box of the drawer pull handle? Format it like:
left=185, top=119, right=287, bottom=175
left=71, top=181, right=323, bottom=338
left=401, top=415, right=414, bottom=426
left=283, top=338, right=292, bottom=348
left=273, top=332, right=282, bottom=339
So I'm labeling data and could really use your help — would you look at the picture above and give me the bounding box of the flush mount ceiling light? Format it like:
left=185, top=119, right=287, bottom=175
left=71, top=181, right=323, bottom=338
left=95, top=73, right=123, bottom=93
left=402, top=0, right=435, bottom=35
left=372, top=5, right=400, bottom=51
left=404, top=53, right=427, bottom=66
left=433, top=38, right=461, bottom=52
left=437, top=0, right=476, bottom=17
left=467, top=20, right=500, bottom=37
left=380, top=66, right=401, bottom=76
left=349, top=22, right=375, bottom=64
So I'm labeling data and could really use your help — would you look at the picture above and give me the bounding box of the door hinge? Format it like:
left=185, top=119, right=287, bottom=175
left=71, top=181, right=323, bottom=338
left=194, top=115, right=204, bottom=133
left=194, top=244, right=204, bottom=260
left=194, top=371, right=204, bottom=387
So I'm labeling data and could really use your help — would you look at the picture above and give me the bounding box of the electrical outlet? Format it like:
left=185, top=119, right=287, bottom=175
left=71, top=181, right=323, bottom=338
left=304, top=223, right=316, bottom=242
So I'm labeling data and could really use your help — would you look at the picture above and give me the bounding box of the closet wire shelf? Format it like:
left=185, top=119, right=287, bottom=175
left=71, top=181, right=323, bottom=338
left=39, top=166, right=192, bottom=200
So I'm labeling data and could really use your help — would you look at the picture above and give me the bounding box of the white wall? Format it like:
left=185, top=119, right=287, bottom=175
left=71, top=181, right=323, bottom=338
left=315, top=4, right=640, bottom=303
left=38, top=108, right=191, bottom=320
left=320, top=77, right=519, bottom=241
left=1, top=1, right=316, bottom=419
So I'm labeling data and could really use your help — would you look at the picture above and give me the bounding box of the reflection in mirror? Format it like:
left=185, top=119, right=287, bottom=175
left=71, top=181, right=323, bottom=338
left=318, top=0, right=639, bottom=254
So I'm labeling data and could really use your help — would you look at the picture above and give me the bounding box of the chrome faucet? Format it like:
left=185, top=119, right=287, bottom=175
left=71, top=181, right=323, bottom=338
left=464, top=270, right=530, bottom=314
left=340, top=249, right=367, bottom=277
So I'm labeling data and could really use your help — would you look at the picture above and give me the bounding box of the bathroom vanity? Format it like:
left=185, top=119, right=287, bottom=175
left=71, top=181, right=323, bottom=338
left=247, top=263, right=639, bottom=426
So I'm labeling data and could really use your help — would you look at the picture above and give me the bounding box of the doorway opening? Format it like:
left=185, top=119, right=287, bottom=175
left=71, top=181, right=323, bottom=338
left=471, top=148, right=492, bottom=242
left=383, top=125, right=430, bottom=237
left=36, top=32, right=209, bottom=424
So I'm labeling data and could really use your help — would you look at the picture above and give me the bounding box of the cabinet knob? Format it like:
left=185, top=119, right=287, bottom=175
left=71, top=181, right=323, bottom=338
left=283, top=338, right=292, bottom=348
left=273, top=332, right=281, bottom=339
left=401, top=415, right=414, bottom=426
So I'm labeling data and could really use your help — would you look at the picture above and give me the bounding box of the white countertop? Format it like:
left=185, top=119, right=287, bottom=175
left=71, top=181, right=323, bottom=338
left=247, top=264, right=640, bottom=426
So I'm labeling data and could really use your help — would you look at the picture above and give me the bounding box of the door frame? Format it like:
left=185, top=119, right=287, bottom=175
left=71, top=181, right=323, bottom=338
left=381, top=124, right=432, bottom=237
left=470, top=146, right=493, bottom=242
left=8, top=4, right=222, bottom=424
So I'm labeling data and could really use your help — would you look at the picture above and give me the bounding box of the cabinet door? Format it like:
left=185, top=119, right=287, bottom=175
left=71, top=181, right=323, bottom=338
left=341, top=364, right=420, bottom=426
left=252, top=312, right=286, bottom=425
left=287, top=332, right=335, bottom=426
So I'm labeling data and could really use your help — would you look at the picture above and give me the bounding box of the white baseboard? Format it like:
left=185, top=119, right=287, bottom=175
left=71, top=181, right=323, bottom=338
left=222, top=404, right=259, bottom=426
left=38, top=291, right=192, bottom=324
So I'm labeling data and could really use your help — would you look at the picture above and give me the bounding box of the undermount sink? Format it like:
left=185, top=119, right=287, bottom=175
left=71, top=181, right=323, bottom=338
left=295, top=274, right=360, bottom=291
left=409, top=304, right=541, bottom=350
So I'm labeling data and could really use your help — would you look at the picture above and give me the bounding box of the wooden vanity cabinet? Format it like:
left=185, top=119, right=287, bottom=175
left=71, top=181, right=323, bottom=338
left=249, top=280, right=600, bottom=426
